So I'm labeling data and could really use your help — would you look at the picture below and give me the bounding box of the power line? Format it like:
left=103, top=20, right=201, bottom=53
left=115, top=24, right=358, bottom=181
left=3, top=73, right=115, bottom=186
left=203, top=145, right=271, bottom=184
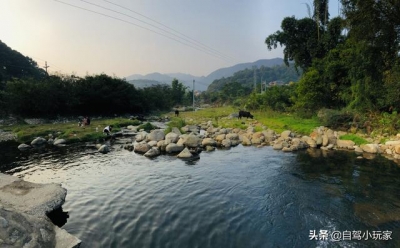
left=102, top=0, right=237, bottom=62
left=54, top=0, right=234, bottom=63
left=81, top=0, right=234, bottom=62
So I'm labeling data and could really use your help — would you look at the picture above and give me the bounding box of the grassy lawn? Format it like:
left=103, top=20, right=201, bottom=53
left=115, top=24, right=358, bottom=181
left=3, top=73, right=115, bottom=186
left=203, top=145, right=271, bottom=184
left=1, top=107, right=322, bottom=144
left=0, top=118, right=140, bottom=143
left=170, top=106, right=321, bottom=135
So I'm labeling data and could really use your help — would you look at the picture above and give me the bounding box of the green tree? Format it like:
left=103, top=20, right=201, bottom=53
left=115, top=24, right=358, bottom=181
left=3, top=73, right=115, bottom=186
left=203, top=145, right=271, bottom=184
left=171, top=78, right=186, bottom=106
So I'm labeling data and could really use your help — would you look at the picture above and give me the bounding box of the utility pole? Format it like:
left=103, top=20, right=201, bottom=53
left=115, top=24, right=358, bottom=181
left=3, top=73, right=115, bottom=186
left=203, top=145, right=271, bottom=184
left=260, top=76, right=263, bottom=93
left=192, top=79, right=195, bottom=111
left=44, top=61, right=50, bottom=74
left=253, top=66, right=256, bottom=92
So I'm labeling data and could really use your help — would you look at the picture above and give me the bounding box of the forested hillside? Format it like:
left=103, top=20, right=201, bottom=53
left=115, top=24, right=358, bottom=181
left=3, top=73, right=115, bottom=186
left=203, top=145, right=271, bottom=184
left=207, top=64, right=300, bottom=92
left=0, top=40, right=46, bottom=82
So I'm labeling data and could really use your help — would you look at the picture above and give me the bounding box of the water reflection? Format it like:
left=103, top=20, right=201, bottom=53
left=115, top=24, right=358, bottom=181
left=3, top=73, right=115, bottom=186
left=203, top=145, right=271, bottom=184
left=2, top=144, right=400, bottom=247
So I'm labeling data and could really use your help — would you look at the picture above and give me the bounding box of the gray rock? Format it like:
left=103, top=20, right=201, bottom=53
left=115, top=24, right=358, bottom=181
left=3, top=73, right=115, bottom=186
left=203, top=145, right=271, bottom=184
left=205, top=146, right=215, bottom=152
left=181, top=133, right=201, bottom=148
left=53, top=139, right=67, bottom=146
left=17, top=144, right=31, bottom=151
left=98, top=145, right=110, bottom=154
left=202, top=138, right=216, bottom=147
left=134, top=143, right=151, bottom=154
left=166, top=143, right=184, bottom=153
left=177, top=148, right=193, bottom=158
left=282, top=147, right=292, bottom=152
left=31, top=137, right=47, bottom=146
left=281, top=130, right=292, bottom=139
left=226, top=133, right=239, bottom=140
left=144, top=147, right=161, bottom=157
left=147, top=129, right=165, bottom=142
left=241, top=135, right=252, bottom=146
left=360, top=144, right=380, bottom=154
left=171, top=127, right=182, bottom=135
left=273, top=142, right=283, bottom=150
left=336, top=139, right=356, bottom=149
left=165, top=132, right=179, bottom=144
left=147, top=141, right=158, bottom=147
left=221, top=139, right=232, bottom=148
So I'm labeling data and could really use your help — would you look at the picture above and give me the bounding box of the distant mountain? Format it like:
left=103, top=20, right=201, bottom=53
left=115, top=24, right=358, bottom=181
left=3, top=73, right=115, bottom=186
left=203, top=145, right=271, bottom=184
left=126, top=72, right=208, bottom=91
left=128, top=79, right=165, bottom=89
left=125, top=58, right=285, bottom=91
left=207, top=63, right=301, bottom=92
left=204, top=58, right=284, bottom=83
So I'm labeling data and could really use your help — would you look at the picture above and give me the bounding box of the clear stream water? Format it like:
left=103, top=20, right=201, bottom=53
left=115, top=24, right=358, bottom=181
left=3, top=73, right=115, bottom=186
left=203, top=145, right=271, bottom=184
left=1, top=140, right=400, bottom=248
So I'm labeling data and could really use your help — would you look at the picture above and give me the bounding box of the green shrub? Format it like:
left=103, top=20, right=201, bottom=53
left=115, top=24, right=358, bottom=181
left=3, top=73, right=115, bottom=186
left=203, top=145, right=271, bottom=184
left=165, top=117, right=186, bottom=134
left=138, top=122, right=157, bottom=132
left=317, top=108, right=354, bottom=129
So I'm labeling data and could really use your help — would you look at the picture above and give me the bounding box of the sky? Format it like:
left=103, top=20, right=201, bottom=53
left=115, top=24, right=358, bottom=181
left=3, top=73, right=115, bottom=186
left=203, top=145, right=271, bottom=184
left=0, top=0, right=341, bottom=78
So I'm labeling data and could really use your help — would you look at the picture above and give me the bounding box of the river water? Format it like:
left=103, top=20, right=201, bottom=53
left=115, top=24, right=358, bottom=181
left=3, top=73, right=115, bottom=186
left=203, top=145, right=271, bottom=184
left=1, top=141, right=400, bottom=248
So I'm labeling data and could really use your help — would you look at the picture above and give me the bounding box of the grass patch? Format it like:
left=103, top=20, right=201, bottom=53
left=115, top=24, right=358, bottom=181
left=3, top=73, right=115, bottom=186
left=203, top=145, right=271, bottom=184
left=138, top=122, right=158, bottom=132
left=166, top=106, right=321, bottom=135
left=1, top=118, right=141, bottom=143
left=339, top=134, right=368, bottom=145
left=165, top=117, right=186, bottom=133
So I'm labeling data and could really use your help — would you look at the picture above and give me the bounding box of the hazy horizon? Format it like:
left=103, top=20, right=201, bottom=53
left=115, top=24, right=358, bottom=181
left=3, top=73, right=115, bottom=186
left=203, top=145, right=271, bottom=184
left=0, top=0, right=340, bottom=77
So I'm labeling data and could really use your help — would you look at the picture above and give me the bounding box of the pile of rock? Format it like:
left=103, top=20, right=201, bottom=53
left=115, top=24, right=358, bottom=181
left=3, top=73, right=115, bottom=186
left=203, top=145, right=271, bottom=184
left=18, top=136, right=68, bottom=151
left=121, top=121, right=400, bottom=162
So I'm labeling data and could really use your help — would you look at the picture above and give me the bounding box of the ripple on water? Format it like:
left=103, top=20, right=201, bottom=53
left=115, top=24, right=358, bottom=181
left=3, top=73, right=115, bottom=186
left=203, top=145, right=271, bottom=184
left=4, top=145, right=400, bottom=247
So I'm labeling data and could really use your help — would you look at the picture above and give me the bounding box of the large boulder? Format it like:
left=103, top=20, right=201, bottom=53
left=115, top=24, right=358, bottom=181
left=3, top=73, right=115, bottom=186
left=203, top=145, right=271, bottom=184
left=202, top=138, right=216, bottom=147
left=165, top=132, right=179, bottom=144
left=0, top=174, right=81, bottom=247
left=241, top=136, right=252, bottom=146
left=31, top=137, right=47, bottom=146
left=395, top=145, right=400, bottom=154
left=18, top=144, right=31, bottom=151
left=281, top=130, right=292, bottom=139
left=221, top=139, right=232, bottom=148
left=147, top=129, right=165, bottom=142
left=144, top=147, right=161, bottom=157
left=53, top=139, right=67, bottom=146
left=135, top=132, right=147, bottom=142
left=385, top=140, right=400, bottom=146
left=134, top=142, right=151, bottom=154
left=226, top=133, right=239, bottom=141
left=336, top=139, right=355, bottom=149
left=166, top=143, right=184, bottom=153
left=177, top=148, right=193, bottom=158
left=171, top=127, right=182, bottom=135
left=360, top=144, right=380, bottom=154
left=215, top=134, right=226, bottom=142
left=98, top=144, right=110, bottom=154
left=181, top=133, right=201, bottom=148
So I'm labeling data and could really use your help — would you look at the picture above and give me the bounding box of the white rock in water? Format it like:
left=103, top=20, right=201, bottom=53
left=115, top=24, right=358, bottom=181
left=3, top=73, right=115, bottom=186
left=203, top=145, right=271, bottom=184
left=98, top=145, right=109, bottom=154
left=18, top=144, right=31, bottom=151
left=31, top=137, right=47, bottom=146
left=177, top=148, right=193, bottom=158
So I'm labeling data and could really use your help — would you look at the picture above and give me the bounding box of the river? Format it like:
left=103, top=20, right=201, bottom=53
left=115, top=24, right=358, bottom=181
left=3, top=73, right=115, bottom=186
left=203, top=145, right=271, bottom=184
left=1, top=141, right=400, bottom=248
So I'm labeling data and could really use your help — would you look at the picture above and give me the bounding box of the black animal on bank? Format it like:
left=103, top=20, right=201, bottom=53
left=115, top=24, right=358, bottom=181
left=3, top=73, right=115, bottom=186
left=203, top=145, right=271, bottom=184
left=238, top=110, right=253, bottom=119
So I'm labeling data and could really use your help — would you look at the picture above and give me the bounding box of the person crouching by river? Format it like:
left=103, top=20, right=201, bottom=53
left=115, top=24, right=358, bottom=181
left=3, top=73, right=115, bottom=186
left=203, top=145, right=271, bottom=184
left=103, top=125, right=112, bottom=136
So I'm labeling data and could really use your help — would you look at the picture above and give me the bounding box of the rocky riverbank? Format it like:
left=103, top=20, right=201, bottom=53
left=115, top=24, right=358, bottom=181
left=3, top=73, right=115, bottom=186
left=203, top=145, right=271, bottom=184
left=0, top=173, right=81, bottom=247
left=115, top=120, right=400, bottom=163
